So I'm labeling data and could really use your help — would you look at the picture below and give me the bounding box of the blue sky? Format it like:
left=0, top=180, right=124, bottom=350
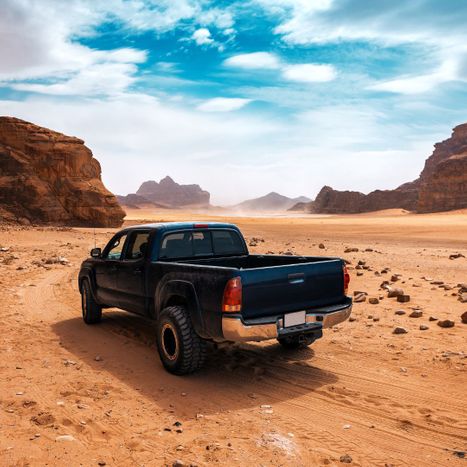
left=1, top=0, right=466, bottom=204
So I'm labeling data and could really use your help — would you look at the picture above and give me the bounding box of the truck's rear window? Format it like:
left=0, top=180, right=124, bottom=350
left=159, top=230, right=245, bottom=259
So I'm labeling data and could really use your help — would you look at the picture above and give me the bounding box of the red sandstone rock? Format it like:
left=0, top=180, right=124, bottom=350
left=0, top=117, right=125, bottom=227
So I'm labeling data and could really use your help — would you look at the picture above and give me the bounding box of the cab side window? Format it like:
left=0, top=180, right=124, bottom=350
left=105, top=234, right=128, bottom=260
left=125, top=232, right=150, bottom=260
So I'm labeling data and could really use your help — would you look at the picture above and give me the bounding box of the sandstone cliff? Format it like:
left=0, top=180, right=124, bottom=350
left=133, top=176, right=210, bottom=207
left=0, top=117, right=125, bottom=226
left=311, top=123, right=467, bottom=214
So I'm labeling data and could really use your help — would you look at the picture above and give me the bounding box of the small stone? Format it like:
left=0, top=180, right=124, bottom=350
left=356, top=271, right=363, bottom=276
left=343, top=424, right=351, bottom=429
left=368, top=297, right=379, bottom=305
left=461, top=311, right=467, bottom=324
left=55, top=435, right=75, bottom=442
left=395, top=310, right=406, bottom=315
left=437, top=320, right=455, bottom=328
left=98, top=462, right=106, bottom=466
left=400, top=367, right=407, bottom=373
left=449, top=253, right=465, bottom=260
left=397, top=294, right=410, bottom=303
left=353, top=293, right=367, bottom=303
left=387, top=287, right=404, bottom=298
left=429, top=316, right=438, bottom=321
left=458, top=293, right=467, bottom=303
left=94, top=355, right=103, bottom=362
left=419, top=325, right=429, bottom=331
left=319, top=243, right=325, bottom=249
left=344, top=247, right=358, bottom=253
left=409, top=310, right=423, bottom=318
left=173, top=421, right=182, bottom=427
left=373, top=317, right=380, bottom=322
left=393, top=327, right=408, bottom=335
left=391, top=275, right=400, bottom=282
left=181, top=392, right=187, bottom=397
left=173, top=460, right=185, bottom=467
left=348, top=316, right=356, bottom=322
left=340, top=454, right=352, bottom=463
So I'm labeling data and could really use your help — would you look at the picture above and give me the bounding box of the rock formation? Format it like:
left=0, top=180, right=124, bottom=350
left=133, top=176, right=210, bottom=207
left=0, top=117, right=125, bottom=226
left=310, top=123, right=467, bottom=214
left=233, top=192, right=311, bottom=211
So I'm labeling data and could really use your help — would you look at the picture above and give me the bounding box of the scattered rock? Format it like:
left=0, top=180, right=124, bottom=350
left=344, top=247, right=358, bottom=253
left=409, top=310, right=423, bottom=318
left=429, top=316, right=438, bottom=321
left=368, top=297, right=379, bottom=305
left=94, top=355, right=103, bottom=362
left=393, top=327, right=408, bottom=335
left=319, top=243, right=325, bottom=249
left=449, top=253, right=465, bottom=260
left=387, top=287, right=404, bottom=298
left=391, top=275, right=400, bottom=282
left=419, top=325, right=429, bottom=331
left=397, top=294, right=410, bottom=303
left=395, top=310, right=406, bottom=315
left=55, top=435, right=75, bottom=442
left=458, top=293, right=467, bottom=303
left=461, top=311, right=467, bottom=324
left=340, top=454, right=353, bottom=463
left=353, top=293, right=367, bottom=303
left=437, top=320, right=455, bottom=328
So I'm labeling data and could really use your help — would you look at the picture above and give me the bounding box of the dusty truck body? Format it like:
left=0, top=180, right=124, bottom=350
left=78, top=222, right=352, bottom=374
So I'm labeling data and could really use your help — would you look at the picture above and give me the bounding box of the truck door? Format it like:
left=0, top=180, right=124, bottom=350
left=116, top=230, right=150, bottom=314
left=95, top=232, right=128, bottom=306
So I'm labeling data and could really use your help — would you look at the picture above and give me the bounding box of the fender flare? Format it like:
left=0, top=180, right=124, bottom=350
left=155, top=279, right=206, bottom=338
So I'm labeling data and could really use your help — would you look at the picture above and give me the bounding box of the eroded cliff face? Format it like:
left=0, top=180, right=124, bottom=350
left=312, top=123, right=467, bottom=214
left=0, top=117, right=125, bottom=226
left=417, top=154, right=467, bottom=212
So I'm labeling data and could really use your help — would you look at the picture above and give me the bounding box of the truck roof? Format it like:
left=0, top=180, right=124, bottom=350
left=122, top=221, right=239, bottom=232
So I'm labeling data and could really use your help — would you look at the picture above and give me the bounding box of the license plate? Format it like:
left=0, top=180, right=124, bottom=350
left=284, top=310, right=306, bottom=327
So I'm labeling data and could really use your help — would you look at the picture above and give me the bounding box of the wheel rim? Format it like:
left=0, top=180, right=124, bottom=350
left=161, top=323, right=179, bottom=361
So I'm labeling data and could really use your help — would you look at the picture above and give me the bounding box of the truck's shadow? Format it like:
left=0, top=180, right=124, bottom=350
left=53, top=311, right=338, bottom=416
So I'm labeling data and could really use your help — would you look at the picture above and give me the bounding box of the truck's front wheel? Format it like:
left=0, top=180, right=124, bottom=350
left=156, top=306, right=207, bottom=375
left=80, top=279, right=102, bottom=324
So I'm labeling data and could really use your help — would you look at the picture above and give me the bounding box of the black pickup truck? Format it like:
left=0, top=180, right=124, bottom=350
left=78, top=222, right=351, bottom=375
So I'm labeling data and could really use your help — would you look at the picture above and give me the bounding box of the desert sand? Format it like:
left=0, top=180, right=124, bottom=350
left=0, top=209, right=466, bottom=466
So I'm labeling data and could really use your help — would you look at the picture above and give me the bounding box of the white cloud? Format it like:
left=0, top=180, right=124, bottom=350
left=253, top=0, right=467, bottom=93
left=192, top=28, right=214, bottom=46
left=197, top=97, right=252, bottom=112
left=224, top=52, right=281, bottom=70
left=282, top=63, right=336, bottom=83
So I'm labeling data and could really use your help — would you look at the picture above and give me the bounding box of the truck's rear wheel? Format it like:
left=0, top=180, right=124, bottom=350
left=156, top=306, right=207, bottom=375
left=277, top=334, right=316, bottom=349
left=80, top=279, right=102, bottom=324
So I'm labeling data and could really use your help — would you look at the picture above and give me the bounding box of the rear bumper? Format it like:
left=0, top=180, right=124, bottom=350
left=222, top=300, right=352, bottom=342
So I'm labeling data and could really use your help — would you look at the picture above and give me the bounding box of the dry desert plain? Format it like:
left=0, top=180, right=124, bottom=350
left=0, top=208, right=466, bottom=466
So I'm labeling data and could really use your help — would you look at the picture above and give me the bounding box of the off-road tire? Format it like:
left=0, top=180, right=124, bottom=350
left=277, top=334, right=316, bottom=350
left=156, top=306, right=207, bottom=375
left=81, top=279, right=102, bottom=324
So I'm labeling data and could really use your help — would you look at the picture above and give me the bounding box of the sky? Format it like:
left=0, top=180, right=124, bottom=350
left=1, top=0, right=466, bottom=205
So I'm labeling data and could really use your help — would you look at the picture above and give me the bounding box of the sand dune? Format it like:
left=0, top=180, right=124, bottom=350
left=0, top=210, right=466, bottom=466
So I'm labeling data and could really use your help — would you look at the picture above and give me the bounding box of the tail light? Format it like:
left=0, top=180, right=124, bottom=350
left=222, top=277, right=242, bottom=312
left=343, top=265, right=350, bottom=295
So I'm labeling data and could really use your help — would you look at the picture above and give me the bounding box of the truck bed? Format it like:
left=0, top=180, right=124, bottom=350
left=163, top=254, right=346, bottom=319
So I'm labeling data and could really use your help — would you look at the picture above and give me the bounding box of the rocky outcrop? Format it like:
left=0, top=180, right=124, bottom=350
left=311, top=123, right=467, bottom=214
left=233, top=192, right=311, bottom=211
left=0, top=117, right=125, bottom=226
left=312, top=184, right=418, bottom=214
left=417, top=153, right=467, bottom=212
left=134, top=176, right=210, bottom=207
left=116, top=194, right=168, bottom=210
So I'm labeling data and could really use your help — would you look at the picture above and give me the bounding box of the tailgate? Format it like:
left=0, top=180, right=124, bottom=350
left=240, top=259, right=345, bottom=319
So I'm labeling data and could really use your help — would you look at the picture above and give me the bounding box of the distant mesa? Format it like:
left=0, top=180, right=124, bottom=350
left=232, top=192, right=311, bottom=212
left=120, top=176, right=210, bottom=208
left=305, top=123, right=467, bottom=214
left=0, top=117, right=125, bottom=227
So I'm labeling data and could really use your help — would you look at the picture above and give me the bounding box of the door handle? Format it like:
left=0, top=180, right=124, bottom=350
left=288, top=273, right=305, bottom=284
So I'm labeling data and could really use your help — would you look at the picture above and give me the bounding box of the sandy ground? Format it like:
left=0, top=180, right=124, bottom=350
left=0, top=209, right=466, bottom=466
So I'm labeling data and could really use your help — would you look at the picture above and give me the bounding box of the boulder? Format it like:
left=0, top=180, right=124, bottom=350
left=0, top=117, right=125, bottom=227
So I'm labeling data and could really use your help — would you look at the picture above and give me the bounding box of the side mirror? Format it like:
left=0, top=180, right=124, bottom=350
left=90, top=247, right=102, bottom=258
